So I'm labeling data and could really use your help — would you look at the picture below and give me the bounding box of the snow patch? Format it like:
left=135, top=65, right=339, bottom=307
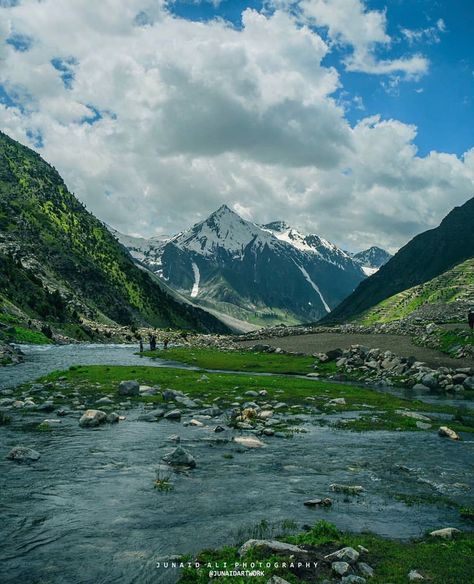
left=362, top=266, right=378, bottom=276
left=296, top=264, right=331, bottom=313
left=190, top=262, right=200, bottom=298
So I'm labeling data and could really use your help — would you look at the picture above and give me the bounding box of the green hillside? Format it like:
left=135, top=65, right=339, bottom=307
left=0, top=131, right=228, bottom=336
left=359, top=258, right=474, bottom=325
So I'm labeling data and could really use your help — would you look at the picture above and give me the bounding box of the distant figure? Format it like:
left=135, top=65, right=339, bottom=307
left=139, top=339, right=144, bottom=353
left=469, top=310, right=474, bottom=330
left=150, top=334, right=157, bottom=351
left=163, top=337, right=169, bottom=350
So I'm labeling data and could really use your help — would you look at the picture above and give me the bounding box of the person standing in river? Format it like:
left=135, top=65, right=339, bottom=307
left=163, top=337, right=169, bottom=350
left=469, top=310, right=474, bottom=330
left=139, top=339, right=144, bottom=353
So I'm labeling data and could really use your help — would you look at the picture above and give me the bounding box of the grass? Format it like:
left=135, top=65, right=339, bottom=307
left=140, top=347, right=320, bottom=375
left=16, top=363, right=474, bottom=433
left=178, top=520, right=474, bottom=583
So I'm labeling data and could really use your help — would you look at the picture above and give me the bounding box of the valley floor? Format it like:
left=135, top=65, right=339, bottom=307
left=237, top=331, right=474, bottom=370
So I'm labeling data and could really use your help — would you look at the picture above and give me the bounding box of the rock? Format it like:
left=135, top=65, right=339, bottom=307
left=6, top=446, right=41, bottom=463
left=332, top=561, right=351, bottom=576
left=341, top=577, right=366, bottom=584
left=258, top=410, right=274, bottom=419
left=118, top=380, right=140, bottom=396
left=328, top=398, right=346, bottom=406
left=79, top=409, right=107, bottom=427
left=162, top=446, right=196, bottom=468
left=438, top=426, right=460, bottom=440
left=396, top=410, right=431, bottom=422
left=189, top=419, right=204, bottom=427
left=267, top=577, right=291, bottom=584
left=408, top=569, right=425, bottom=581
left=421, top=373, right=438, bottom=389
left=164, top=409, right=182, bottom=420
left=96, top=397, right=114, bottom=404
left=463, top=376, right=474, bottom=391
left=106, top=412, right=120, bottom=424
left=429, top=527, right=460, bottom=539
left=175, top=395, right=198, bottom=408
left=234, top=436, right=265, bottom=448
left=412, top=383, right=430, bottom=391
left=326, top=547, right=360, bottom=563
left=138, top=410, right=165, bottom=421
left=245, top=390, right=259, bottom=397
left=37, top=402, right=55, bottom=412
left=357, top=562, right=374, bottom=577
left=238, top=539, right=307, bottom=557
left=304, top=498, right=332, bottom=507
left=330, top=484, right=364, bottom=494
left=325, top=348, right=344, bottom=361
left=214, top=425, right=226, bottom=432
left=263, top=428, right=275, bottom=436
left=425, top=323, right=437, bottom=334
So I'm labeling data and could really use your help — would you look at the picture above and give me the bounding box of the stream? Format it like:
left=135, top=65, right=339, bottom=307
left=1, top=344, right=474, bottom=584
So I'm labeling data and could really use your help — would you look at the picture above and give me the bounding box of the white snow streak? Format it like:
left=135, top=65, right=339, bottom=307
left=362, top=266, right=378, bottom=276
left=297, top=264, right=331, bottom=313
left=190, top=262, right=200, bottom=297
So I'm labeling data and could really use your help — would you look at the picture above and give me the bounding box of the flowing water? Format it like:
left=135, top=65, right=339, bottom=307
left=1, top=345, right=474, bottom=584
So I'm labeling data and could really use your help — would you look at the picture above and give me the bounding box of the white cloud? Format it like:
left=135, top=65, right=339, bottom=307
left=401, top=17, right=447, bottom=46
left=0, top=0, right=472, bottom=254
left=299, top=0, right=428, bottom=77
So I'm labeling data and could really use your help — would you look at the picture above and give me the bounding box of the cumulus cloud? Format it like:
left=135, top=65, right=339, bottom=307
left=299, top=0, right=428, bottom=77
left=0, top=0, right=472, bottom=253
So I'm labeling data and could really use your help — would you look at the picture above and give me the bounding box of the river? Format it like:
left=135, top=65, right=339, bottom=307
left=1, top=344, right=474, bottom=584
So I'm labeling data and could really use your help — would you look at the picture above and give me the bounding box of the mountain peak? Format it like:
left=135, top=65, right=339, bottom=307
left=263, top=220, right=292, bottom=232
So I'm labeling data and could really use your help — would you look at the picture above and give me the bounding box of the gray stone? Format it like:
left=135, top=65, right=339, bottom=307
left=79, top=409, right=107, bottom=427
left=421, top=373, right=438, bottom=389
left=438, top=426, right=460, bottom=440
left=341, top=577, right=366, bottom=584
left=429, top=527, right=460, bottom=539
left=238, top=539, right=307, bottom=557
left=267, top=577, right=291, bottom=584
left=96, top=397, right=114, bottom=404
left=6, top=446, right=41, bottom=463
left=330, top=483, right=364, bottom=494
left=164, top=409, right=182, bottom=420
left=357, top=562, right=374, bottom=577
left=138, top=409, right=165, bottom=421
left=332, top=561, right=351, bottom=576
left=326, top=547, right=359, bottom=563
left=162, top=446, right=196, bottom=468
left=118, top=380, right=140, bottom=396
left=106, top=412, right=120, bottom=424
left=463, top=376, right=474, bottom=391
left=408, top=569, right=424, bottom=581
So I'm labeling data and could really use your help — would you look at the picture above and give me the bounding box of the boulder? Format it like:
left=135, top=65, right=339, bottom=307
left=96, top=397, right=114, bottom=404
left=408, top=570, right=424, bottom=581
left=341, top=577, right=366, bottom=584
left=138, top=409, right=165, bottom=421
left=463, top=376, right=474, bottom=391
left=357, top=562, right=374, bottom=577
left=117, top=380, right=140, bottom=396
left=79, top=409, right=107, bottom=427
left=438, top=426, right=460, bottom=440
left=330, top=484, right=364, bottom=494
left=325, top=348, right=343, bottom=361
left=106, top=412, right=120, bottom=424
left=162, top=446, right=196, bottom=468
left=238, top=539, right=307, bottom=557
left=429, top=527, right=460, bottom=539
left=304, top=498, right=332, bottom=507
left=234, top=436, right=265, bottom=448
left=164, top=409, right=182, bottom=420
left=332, top=561, right=351, bottom=576
left=328, top=398, right=346, bottom=406
left=326, top=547, right=359, bottom=563
left=421, top=373, right=438, bottom=389
left=6, top=446, right=41, bottom=463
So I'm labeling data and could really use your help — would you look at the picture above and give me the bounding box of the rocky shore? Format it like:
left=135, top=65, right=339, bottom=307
left=0, top=342, right=23, bottom=366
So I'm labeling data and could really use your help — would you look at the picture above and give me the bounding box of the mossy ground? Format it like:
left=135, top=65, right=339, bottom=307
left=178, top=520, right=474, bottom=583
left=16, top=360, right=474, bottom=434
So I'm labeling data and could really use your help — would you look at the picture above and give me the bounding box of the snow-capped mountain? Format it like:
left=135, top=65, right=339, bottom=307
left=352, top=246, right=392, bottom=276
left=110, top=205, right=368, bottom=326
left=108, top=226, right=170, bottom=270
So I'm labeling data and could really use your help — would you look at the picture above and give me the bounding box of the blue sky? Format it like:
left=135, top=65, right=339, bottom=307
left=0, top=0, right=473, bottom=252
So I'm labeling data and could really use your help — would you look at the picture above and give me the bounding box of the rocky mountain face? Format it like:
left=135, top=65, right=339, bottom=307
left=352, top=246, right=392, bottom=276
left=323, top=197, right=474, bottom=324
left=0, top=131, right=229, bottom=334
left=113, top=205, right=368, bottom=326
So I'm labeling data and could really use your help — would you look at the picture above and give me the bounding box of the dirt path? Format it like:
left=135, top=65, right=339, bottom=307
left=237, top=332, right=474, bottom=370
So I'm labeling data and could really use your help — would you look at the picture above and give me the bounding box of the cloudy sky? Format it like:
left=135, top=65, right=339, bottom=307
left=0, top=0, right=473, bottom=252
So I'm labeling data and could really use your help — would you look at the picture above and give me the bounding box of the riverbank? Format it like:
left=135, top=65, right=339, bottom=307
left=2, top=345, right=474, bottom=583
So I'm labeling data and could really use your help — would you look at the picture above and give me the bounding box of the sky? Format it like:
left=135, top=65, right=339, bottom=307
left=0, top=0, right=473, bottom=253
